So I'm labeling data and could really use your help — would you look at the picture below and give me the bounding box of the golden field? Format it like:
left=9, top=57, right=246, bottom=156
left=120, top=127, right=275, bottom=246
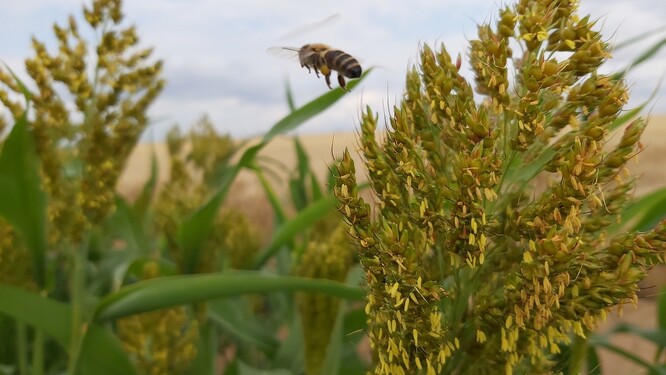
left=117, top=114, right=666, bottom=373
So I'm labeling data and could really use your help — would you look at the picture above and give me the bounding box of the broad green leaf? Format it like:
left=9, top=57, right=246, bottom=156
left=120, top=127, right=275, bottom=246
left=0, top=285, right=69, bottom=346
left=94, top=271, right=364, bottom=322
left=253, top=196, right=337, bottom=268
left=78, top=325, right=139, bottom=375
left=0, top=115, right=47, bottom=287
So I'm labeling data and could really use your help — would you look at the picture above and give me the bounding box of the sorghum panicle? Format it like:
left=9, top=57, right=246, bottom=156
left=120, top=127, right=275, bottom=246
left=117, top=262, right=199, bottom=375
left=334, top=0, right=666, bottom=373
left=0, top=0, right=164, bottom=245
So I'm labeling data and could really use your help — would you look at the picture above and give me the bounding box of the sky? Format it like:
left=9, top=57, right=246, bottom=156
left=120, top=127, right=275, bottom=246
left=1, top=0, right=664, bottom=141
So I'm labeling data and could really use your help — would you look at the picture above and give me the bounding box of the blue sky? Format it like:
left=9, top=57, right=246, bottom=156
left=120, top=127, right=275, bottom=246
left=1, top=0, right=664, bottom=140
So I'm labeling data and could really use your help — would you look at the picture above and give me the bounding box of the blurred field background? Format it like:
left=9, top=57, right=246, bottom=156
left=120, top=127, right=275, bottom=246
left=118, top=114, right=666, bottom=373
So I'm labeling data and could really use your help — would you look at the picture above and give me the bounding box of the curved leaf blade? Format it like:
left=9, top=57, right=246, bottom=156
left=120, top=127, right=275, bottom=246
left=0, top=285, right=70, bottom=345
left=94, top=272, right=364, bottom=322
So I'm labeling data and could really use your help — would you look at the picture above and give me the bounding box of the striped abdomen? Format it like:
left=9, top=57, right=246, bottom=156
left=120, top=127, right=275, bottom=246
left=323, top=50, right=362, bottom=78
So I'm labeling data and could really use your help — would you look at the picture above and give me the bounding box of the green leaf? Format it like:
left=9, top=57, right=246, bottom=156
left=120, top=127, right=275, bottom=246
left=253, top=196, right=337, bottom=268
left=132, top=151, right=159, bottom=217
left=614, top=26, right=666, bottom=51
left=273, top=312, right=304, bottom=374
left=294, top=137, right=310, bottom=183
left=112, top=196, right=150, bottom=254
left=188, top=321, right=218, bottom=375
left=285, top=79, right=296, bottom=112
left=78, top=325, right=139, bottom=375
left=227, top=360, right=293, bottom=375
left=0, top=285, right=137, bottom=375
left=177, top=185, right=228, bottom=274
left=615, top=35, right=666, bottom=80
left=0, top=114, right=47, bottom=287
left=617, top=187, right=666, bottom=231
left=0, top=285, right=70, bottom=346
left=263, top=69, right=372, bottom=142
left=289, top=179, right=309, bottom=211
left=208, top=298, right=279, bottom=354
left=94, top=271, right=364, bottom=322
left=659, top=286, right=666, bottom=332
left=586, top=345, right=602, bottom=375
left=1, top=63, right=31, bottom=103
left=254, top=165, right=288, bottom=225
left=289, top=137, right=311, bottom=211
left=320, top=300, right=347, bottom=375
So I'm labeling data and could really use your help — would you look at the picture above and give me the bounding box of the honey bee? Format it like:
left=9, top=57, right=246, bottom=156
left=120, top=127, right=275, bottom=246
left=269, top=43, right=362, bottom=91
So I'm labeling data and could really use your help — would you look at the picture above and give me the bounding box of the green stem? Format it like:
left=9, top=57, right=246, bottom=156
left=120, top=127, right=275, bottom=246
left=67, top=239, right=89, bottom=375
left=653, top=346, right=664, bottom=366
left=17, top=321, right=28, bottom=375
left=30, top=329, right=44, bottom=375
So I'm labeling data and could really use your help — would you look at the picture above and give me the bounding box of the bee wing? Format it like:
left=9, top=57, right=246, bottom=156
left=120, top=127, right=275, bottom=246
left=267, top=46, right=300, bottom=60
left=277, top=14, right=340, bottom=41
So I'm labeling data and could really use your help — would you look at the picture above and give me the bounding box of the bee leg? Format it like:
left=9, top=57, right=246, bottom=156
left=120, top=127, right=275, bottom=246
left=324, top=74, right=332, bottom=89
left=338, top=74, right=349, bottom=91
left=313, top=66, right=320, bottom=77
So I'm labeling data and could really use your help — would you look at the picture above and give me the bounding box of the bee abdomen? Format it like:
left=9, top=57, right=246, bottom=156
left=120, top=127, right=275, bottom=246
left=325, top=50, right=362, bottom=78
left=346, top=64, right=362, bottom=78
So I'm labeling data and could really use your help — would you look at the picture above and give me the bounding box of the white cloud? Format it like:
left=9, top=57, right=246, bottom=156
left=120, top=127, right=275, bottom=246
left=1, top=0, right=664, bottom=139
